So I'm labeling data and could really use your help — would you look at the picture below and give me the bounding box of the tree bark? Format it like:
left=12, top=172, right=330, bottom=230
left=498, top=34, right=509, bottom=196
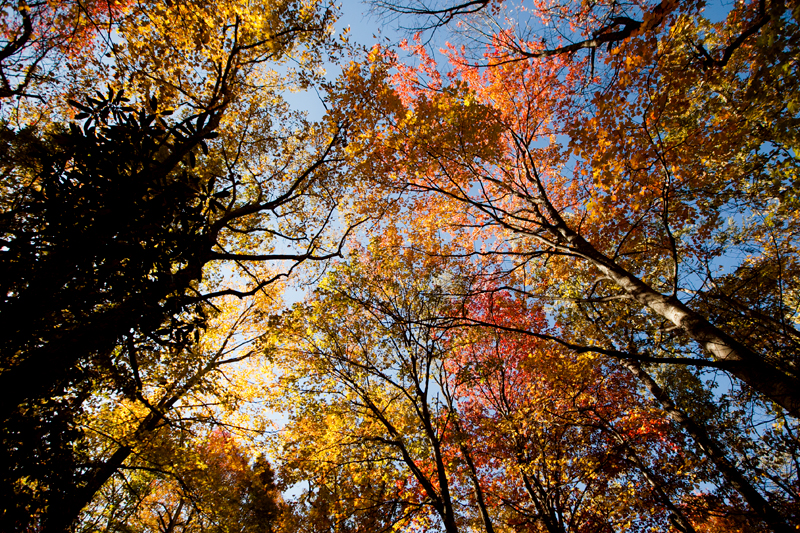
left=622, top=359, right=794, bottom=533
left=558, top=224, right=800, bottom=417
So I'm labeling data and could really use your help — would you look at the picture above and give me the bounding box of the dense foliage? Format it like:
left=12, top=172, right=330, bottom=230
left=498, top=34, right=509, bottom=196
left=1, top=0, right=799, bottom=531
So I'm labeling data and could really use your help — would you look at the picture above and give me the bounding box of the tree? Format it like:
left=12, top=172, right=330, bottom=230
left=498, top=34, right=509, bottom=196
left=0, top=86, right=345, bottom=419
left=450, top=291, right=701, bottom=533
left=0, top=0, right=128, bottom=100
left=267, top=237, right=594, bottom=533
left=332, top=0, right=800, bottom=416
left=321, top=0, right=800, bottom=527
left=271, top=243, right=470, bottom=533
left=267, top=239, right=735, bottom=532
left=80, top=430, right=288, bottom=533
left=3, top=281, right=283, bottom=532
left=0, top=0, right=350, bottom=528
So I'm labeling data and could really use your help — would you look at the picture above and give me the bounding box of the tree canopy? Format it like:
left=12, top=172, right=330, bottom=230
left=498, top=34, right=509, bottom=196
left=2, top=0, right=799, bottom=531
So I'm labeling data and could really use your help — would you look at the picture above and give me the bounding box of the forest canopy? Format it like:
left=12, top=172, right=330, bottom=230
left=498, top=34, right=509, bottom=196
left=1, top=0, right=799, bottom=531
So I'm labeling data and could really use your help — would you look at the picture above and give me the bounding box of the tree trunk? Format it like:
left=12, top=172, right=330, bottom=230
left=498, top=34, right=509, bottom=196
left=40, top=353, right=219, bottom=533
left=622, top=359, right=794, bottom=533
left=559, top=224, right=800, bottom=417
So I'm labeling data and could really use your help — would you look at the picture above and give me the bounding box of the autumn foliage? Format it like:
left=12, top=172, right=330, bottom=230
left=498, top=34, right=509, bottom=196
left=2, top=0, right=800, bottom=531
